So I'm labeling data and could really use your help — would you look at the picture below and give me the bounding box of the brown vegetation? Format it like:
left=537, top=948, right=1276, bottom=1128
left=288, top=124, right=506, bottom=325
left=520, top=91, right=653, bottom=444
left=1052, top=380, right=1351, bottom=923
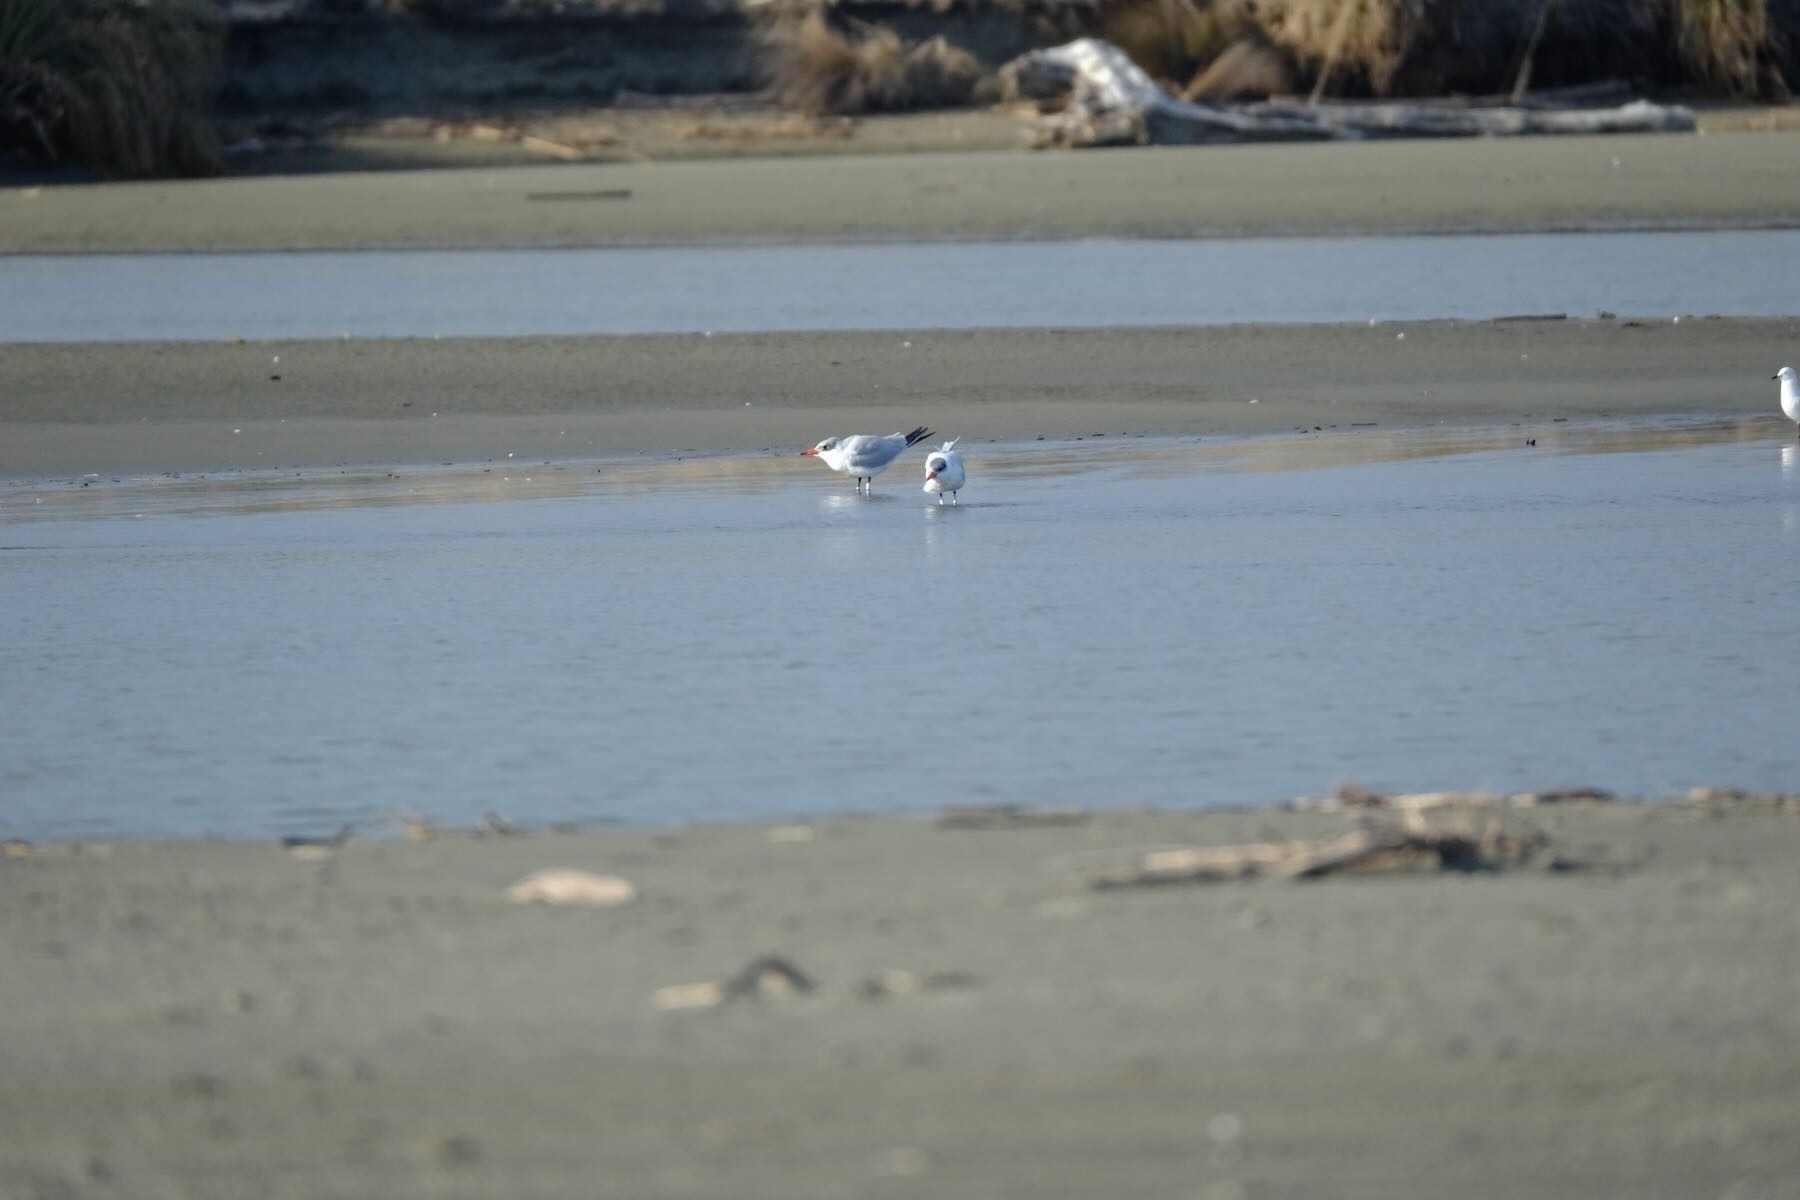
left=1094, top=0, right=1792, bottom=101
left=1183, top=36, right=1296, bottom=99
left=759, top=9, right=990, bottom=114
left=0, top=0, right=220, bottom=176
left=1673, top=0, right=1775, bottom=93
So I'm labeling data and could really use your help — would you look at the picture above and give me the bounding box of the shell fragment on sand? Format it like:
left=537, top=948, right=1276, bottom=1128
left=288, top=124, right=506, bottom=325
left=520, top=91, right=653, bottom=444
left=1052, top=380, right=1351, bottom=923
left=507, top=868, right=637, bottom=907
left=651, top=981, right=730, bottom=1011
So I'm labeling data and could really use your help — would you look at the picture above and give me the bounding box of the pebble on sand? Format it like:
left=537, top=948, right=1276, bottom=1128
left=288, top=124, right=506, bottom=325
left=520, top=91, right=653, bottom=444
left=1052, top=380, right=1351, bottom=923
left=506, top=868, right=637, bottom=907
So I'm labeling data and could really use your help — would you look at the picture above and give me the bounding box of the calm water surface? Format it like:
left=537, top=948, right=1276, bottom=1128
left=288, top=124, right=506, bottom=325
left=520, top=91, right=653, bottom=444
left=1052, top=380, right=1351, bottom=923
left=4, top=421, right=1798, bottom=840
left=6, top=229, right=1800, bottom=342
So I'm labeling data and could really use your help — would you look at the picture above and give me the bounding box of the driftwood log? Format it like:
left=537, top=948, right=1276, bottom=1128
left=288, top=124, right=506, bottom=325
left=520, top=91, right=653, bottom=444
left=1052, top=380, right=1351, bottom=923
left=1295, top=784, right=1617, bottom=812
left=1004, top=39, right=1697, bottom=149
left=1089, top=821, right=1552, bottom=888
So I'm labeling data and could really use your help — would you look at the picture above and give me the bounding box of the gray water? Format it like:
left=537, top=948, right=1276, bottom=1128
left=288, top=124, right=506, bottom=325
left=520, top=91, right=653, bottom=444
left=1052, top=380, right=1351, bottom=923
left=6, top=229, right=1800, bottom=343
left=4, top=421, right=1799, bottom=840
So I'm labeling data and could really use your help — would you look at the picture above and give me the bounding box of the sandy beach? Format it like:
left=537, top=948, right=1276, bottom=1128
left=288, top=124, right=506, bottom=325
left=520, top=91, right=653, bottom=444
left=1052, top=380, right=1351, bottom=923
left=7, top=124, right=1800, bottom=1198
left=3, top=799, right=1799, bottom=1199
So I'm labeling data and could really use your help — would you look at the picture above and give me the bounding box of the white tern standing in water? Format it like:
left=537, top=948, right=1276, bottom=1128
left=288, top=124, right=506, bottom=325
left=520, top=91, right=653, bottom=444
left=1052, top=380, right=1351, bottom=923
left=801, top=427, right=932, bottom=494
left=1776, top=367, right=1800, bottom=441
left=922, top=440, right=966, bottom=505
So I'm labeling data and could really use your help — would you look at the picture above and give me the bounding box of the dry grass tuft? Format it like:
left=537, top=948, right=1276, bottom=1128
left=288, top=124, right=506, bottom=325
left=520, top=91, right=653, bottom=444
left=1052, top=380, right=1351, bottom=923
left=1097, top=0, right=1790, bottom=100
left=1253, top=0, right=1428, bottom=96
left=1096, top=0, right=1426, bottom=97
left=0, top=0, right=220, bottom=176
left=1182, top=37, right=1296, bottom=99
left=760, top=9, right=987, bottom=114
left=1098, top=0, right=1251, bottom=84
left=1671, top=0, right=1773, bottom=94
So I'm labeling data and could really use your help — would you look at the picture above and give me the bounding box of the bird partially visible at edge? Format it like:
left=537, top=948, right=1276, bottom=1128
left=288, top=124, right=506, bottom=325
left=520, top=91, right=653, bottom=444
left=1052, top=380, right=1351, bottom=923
left=1776, top=366, right=1800, bottom=442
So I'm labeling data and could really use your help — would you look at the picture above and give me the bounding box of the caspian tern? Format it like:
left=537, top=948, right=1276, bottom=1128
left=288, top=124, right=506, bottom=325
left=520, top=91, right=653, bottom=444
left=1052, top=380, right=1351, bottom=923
left=802, top=426, right=933, bottom=494
left=923, top=439, right=965, bottom=505
left=1777, top=366, right=1800, bottom=442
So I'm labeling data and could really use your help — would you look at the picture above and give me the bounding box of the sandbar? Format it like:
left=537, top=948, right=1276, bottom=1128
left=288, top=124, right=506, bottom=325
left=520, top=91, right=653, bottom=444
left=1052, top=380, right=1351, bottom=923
left=4, top=317, right=1796, bottom=480
left=7, top=132, right=1800, bottom=254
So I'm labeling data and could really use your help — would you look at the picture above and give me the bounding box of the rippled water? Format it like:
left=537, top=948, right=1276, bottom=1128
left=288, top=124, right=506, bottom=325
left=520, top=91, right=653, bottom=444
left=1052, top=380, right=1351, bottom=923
left=7, top=229, right=1800, bottom=342
left=4, top=420, right=1798, bottom=840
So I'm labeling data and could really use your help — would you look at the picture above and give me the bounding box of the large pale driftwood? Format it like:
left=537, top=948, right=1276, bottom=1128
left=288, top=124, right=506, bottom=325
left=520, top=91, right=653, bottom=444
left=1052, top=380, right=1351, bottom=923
left=1294, top=784, right=1617, bottom=813
left=1089, top=822, right=1552, bottom=888
left=1004, top=39, right=1697, bottom=150
left=1249, top=97, right=1697, bottom=138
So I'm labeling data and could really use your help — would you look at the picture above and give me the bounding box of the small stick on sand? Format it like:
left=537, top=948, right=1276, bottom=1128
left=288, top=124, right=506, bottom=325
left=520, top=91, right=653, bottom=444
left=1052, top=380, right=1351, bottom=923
left=936, top=804, right=1090, bottom=831
left=280, top=825, right=354, bottom=860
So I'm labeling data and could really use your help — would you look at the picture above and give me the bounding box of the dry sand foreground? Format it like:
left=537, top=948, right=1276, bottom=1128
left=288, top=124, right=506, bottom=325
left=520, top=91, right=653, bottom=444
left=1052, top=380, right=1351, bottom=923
left=2, top=799, right=1799, bottom=1199
left=5, top=318, right=1799, bottom=479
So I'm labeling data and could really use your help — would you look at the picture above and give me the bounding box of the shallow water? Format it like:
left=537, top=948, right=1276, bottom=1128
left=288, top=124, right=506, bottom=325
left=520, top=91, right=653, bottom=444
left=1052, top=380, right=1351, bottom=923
left=8, top=229, right=1800, bottom=343
left=4, top=420, right=1798, bottom=840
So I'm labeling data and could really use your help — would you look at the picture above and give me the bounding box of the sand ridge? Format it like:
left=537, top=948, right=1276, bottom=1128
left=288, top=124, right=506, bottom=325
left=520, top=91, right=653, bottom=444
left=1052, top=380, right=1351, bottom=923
left=8, top=132, right=1800, bottom=254
left=4, top=318, right=1798, bottom=479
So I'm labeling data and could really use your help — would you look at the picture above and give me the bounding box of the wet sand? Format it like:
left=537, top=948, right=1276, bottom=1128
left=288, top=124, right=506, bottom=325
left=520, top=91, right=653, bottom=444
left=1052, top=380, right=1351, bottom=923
left=3, top=800, right=1798, bottom=1198
left=4, top=317, right=1796, bottom=479
left=8, top=131, right=1800, bottom=254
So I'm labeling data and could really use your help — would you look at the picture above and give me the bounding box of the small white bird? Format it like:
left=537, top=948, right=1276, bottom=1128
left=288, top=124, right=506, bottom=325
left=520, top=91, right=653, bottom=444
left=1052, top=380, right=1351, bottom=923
left=1776, top=366, right=1800, bottom=442
left=922, top=439, right=965, bottom=505
left=802, top=426, right=932, bottom=494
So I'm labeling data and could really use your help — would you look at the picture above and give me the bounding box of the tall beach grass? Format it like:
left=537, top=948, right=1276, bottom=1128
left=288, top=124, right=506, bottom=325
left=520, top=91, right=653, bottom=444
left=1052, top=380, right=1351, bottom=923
left=758, top=9, right=988, bottom=114
left=1, top=0, right=221, bottom=176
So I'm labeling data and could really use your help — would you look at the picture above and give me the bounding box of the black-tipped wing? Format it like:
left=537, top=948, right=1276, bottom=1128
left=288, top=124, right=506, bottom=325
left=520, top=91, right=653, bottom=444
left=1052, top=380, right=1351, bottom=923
left=901, top=426, right=934, bottom=448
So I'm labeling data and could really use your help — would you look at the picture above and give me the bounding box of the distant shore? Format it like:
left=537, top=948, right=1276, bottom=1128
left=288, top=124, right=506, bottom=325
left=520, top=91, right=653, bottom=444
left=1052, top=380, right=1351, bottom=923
left=3, top=317, right=1796, bottom=480
left=7, top=130, right=1800, bottom=254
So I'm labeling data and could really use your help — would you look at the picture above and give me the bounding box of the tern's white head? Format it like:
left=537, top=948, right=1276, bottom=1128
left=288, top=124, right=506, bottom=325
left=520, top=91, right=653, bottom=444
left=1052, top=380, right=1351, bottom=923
left=802, top=437, right=845, bottom=470
left=1776, top=366, right=1798, bottom=386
